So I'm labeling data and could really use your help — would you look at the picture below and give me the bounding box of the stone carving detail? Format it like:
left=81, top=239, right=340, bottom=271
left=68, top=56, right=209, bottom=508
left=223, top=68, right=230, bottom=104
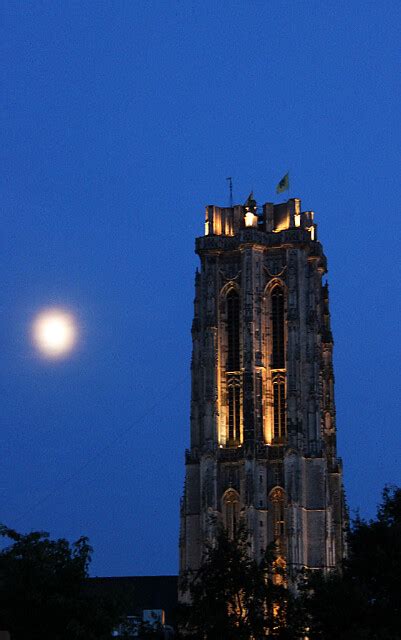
left=245, top=470, right=254, bottom=506
left=206, top=273, right=216, bottom=321
left=202, top=469, right=214, bottom=509
left=264, top=256, right=287, bottom=278
left=219, top=267, right=241, bottom=283
left=224, top=465, right=240, bottom=493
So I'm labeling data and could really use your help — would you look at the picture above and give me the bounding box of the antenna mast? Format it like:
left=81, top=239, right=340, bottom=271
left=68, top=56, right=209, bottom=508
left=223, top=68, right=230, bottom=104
left=226, top=177, right=233, bottom=208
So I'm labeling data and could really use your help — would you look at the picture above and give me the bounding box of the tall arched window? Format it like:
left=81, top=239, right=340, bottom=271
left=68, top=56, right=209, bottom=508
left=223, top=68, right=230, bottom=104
left=272, top=556, right=286, bottom=587
left=227, top=381, right=241, bottom=443
left=273, top=373, right=286, bottom=440
left=226, top=290, right=240, bottom=372
left=269, top=487, right=286, bottom=584
left=226, top=290, right=241, bottom=445
left=222, top=489, right=240, bottom=539
left=271, top=285, right=284, bottom=369
left=270, top=487, right=286, bottom=542
left=270, top=285, right=286, bottom=441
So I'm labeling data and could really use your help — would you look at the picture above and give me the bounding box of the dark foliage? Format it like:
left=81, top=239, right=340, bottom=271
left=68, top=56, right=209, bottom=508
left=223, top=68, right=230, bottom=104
left=303, top=485, right=401, bottom=639
left=2, top=484, right=400, bottom=639
left=0, top=525, right=122, bottom=640
left=179, top=487, right=401, bottom=639
left=179, top=524, right=304, bottom=639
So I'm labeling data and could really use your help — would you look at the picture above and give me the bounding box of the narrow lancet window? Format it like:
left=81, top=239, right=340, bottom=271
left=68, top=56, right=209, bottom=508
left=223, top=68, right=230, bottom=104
left=270, top=285, right=286, bottom=441
left=268, top=488, right=287, bottom=585
left=228, top=383, right=241, bottom=442
left=226, top=290, right=240, bottom=371
left=226, top=289, right=241, bottom=445
left=223, top=489, right=240, bottom=539
left=271, top=286, right=285, bottom=369
left=273, top=374, right=286, bottom=440
left=271, top=488, right=286, bottom=542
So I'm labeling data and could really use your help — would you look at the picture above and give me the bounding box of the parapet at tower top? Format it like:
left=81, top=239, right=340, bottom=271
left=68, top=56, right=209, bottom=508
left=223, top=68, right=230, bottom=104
left=204, top=196, right=316, bottom=241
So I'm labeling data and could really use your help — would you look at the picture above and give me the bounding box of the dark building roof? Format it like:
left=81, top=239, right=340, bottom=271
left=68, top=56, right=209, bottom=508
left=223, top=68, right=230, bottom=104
left=87, top=575, right=178, bottom=626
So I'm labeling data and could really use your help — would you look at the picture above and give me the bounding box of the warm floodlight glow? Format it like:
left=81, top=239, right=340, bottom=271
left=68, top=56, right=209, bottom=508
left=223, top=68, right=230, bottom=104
left=244, top=211, right=257, bottom=228
left=273, top=219, right=290, bottom=233
left=32, top=309, right=77, bottom=358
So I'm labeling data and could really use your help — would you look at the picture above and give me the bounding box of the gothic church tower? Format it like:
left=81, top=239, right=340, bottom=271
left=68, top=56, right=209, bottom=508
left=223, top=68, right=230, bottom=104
left=180, top=195, right=345, bottom=583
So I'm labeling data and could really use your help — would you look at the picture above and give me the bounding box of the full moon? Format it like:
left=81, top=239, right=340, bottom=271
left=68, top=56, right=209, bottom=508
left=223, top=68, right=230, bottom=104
left=32, top=309, right=78, bottom=358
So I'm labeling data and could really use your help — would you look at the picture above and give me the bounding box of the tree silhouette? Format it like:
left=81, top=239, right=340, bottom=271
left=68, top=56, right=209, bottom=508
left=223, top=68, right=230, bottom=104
left=303, top=486, right=401, bottom=639
left=0, top=525, right=121, bottom=640
left=179, top=524, right=303, bottom=639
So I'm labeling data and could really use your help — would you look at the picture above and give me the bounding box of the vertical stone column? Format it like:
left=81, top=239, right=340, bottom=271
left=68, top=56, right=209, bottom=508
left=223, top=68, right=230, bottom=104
left=201, top=255, right=219, bottom=447
left=286, top=249, right=300, bottom=450
left=241, top=246, right=255, bottom=444
left=305, top=258, right=321, bottom=454
left=253, top=248, right=265, bottom=443
left=190, top=270, right=201, bottom=448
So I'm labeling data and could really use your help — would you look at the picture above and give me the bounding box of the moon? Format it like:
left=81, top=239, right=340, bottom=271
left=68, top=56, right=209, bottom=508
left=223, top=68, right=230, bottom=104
left=32, top=309, right=78, bottom=358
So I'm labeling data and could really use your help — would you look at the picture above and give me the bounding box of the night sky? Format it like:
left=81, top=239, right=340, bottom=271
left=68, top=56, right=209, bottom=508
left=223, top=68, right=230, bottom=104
left=2, top=1, right=400, bottom=577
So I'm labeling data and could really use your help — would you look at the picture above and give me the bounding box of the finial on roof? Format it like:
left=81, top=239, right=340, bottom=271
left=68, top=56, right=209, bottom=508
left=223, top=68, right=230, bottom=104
left=244, top=191, right=257, bottom=213
left=244, top=192, right=258, bottom=228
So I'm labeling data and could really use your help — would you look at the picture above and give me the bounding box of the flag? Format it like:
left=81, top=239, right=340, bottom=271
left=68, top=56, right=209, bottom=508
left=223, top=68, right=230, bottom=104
left=276, top=172, right=289, bottom=194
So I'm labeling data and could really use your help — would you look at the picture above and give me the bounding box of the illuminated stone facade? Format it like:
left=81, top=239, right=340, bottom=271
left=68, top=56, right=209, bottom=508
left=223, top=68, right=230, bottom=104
left=179, top=196, right=346, bottom=586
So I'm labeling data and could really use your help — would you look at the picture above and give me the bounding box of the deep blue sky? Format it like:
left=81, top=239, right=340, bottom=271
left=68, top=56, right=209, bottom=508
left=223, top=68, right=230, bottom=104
left=2, top=1, right=400, bottom=576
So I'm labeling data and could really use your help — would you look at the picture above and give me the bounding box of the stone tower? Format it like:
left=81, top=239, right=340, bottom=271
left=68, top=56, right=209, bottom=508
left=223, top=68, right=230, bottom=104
left=179, top=195, right=346, bottom=584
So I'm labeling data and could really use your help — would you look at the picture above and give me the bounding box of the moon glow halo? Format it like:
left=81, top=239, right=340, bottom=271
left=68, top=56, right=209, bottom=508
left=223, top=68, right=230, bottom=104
left=32, top=309, right=78, bottom=358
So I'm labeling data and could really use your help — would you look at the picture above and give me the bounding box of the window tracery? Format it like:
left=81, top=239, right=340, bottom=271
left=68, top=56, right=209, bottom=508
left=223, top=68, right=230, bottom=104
left=222, top=489, right=240, bottom=539
left=270, top=285, right=286, bottom=441
left=225, top=289, right=241, bottom=445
